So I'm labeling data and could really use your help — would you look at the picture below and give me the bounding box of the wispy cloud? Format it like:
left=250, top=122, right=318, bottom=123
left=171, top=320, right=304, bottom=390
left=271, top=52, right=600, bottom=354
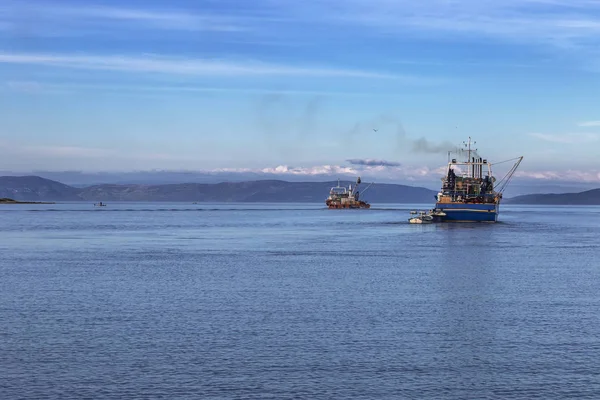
left=7, top=1, right=600, bottom=51
left=5, top=80, right=44, bottom=93
left=5, top=0, right=600, bottom=55
left=0, top=141, right=192, bottom=162
left=59, top=6, right=247, bottom=32
left=1, top=80, right=395, bottom=97
left=311, top=0, right=600, bottom=40
left=1, top=2, right=250, bottom=33
left=578, top=120, right=600, bottom=127
left=5, top=0, right=600, bottom=75
left=516, top=169, right=600, bottom=183
left=530, top=132, right=600, bottom=143
left=0, top=52, right=397, bottom=79
left=274, top=0, right=600, bottom=66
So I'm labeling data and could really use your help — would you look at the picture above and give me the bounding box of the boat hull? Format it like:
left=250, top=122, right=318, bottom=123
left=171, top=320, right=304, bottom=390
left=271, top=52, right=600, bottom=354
left=326, top=201, right=370, bottom=209
left=409, top=217, right=433, bottom=224
left=434, top=202, right=499, bottom=222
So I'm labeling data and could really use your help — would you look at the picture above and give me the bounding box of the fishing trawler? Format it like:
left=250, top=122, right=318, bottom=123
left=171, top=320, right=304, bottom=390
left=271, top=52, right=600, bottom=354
left=326, top=177, right=372, bottom=209
left=411, top=138, right=522, bottom=223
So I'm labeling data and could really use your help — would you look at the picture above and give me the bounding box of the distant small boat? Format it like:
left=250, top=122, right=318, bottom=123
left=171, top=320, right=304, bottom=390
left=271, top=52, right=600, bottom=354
left=408, top=211, right=434, bottom=224
left=94, top=202, right=107, bottom=207
left=408, top=209, right=446, bottom=224
left=325, top=177, right=372, bottom=209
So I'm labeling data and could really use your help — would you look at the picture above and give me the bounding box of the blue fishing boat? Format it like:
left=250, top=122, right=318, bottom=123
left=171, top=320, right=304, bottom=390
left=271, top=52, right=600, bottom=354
left=419, top=138, right=523, bottom=223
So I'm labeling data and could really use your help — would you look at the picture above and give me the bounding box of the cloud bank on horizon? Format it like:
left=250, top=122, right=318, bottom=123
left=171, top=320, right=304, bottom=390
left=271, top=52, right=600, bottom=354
left=3, top=138, right=600, bottom=185
left=1, top=0, right=600, bottom=184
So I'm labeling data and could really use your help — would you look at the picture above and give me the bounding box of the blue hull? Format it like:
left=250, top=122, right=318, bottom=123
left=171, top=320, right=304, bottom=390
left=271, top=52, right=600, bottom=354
left=435, top=202, right=499, bottom=222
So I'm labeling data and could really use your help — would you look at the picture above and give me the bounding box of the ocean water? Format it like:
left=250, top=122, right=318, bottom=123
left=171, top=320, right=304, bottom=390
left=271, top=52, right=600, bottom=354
left=1, top=202, right=599, bottom=399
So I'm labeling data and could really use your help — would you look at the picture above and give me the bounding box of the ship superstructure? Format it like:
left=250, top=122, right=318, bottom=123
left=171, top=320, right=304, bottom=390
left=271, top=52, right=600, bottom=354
left=431, top=138, right=522, bottom=222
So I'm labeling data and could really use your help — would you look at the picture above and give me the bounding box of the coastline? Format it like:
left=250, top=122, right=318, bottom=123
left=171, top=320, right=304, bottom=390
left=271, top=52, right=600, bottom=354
left=0, top=198, right=55, bottom=205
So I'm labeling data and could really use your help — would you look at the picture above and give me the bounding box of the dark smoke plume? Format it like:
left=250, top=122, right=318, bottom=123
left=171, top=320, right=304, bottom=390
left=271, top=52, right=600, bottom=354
left=347, top=113, right=459, bottom=155
left=412, top=138, right=457, bottom=154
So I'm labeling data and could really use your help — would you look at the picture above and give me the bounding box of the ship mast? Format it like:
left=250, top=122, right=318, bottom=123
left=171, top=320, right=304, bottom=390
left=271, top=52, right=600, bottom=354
left=463, top=136, right=478, bottom=178
left=466, top=136, right=471, bottom=170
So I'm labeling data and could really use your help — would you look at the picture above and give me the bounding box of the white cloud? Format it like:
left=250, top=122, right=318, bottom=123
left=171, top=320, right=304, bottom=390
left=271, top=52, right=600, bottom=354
left=62, top=6, right=245, bottom=32
left=224, top=164, right=600, bottom=184
left=1, top=2, right=249, bottom=33
left=0, top=52, right=397, bottom=79
left=1, top=80, right=413, bottom=97
left=214, top=162, right=600, bottom=185
left=5, top=0, right=600, bottom=77
left=220, top=163, right=447, bottom=182
left=159, top=164, right=600, bottom=184
left=578, top=121, right=600, bottom=127
left=2, top=138, right=600, bottom=184
left=259, top=165, right=359, bottom=176
left=7, top=0, right=600, bottom=50
left=4, top=0, right=600, bottom=55
left=0, top=141, right=192, bottom=163
left=516, top=169, right=600, bottom=183
left=529, top=132, right=600, bottom=143
left=278, top=0, right=600, bottom=58
left=5, top=80, right=44, bottom=93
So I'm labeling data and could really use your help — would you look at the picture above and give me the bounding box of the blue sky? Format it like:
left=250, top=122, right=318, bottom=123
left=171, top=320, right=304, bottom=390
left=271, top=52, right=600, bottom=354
left=2, top=0, right=600, bottom=184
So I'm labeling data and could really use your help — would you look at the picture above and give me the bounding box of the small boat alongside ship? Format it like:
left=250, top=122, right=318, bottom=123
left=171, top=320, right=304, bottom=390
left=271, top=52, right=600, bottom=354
left=408, top=211, right=433, bottom=224
left=326, top=177, right=372, bottom=209
left=409, top=138, right=523, bottom=223
left=408, top=209, right=446, bottom=224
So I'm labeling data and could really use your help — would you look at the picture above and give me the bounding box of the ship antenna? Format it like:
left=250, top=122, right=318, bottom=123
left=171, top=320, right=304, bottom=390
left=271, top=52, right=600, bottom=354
left=467, top=136, right=471, bottom=167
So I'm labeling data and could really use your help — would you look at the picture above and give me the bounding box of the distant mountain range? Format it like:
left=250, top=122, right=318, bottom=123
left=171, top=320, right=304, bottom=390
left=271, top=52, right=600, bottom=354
left=3, top=175, right=599, bottom=204
left=0, top=176, right=83, bottom=201
left=0, top=176, right=437, bottom=203
left=506, top=189, right=600, bottom=205
left=2, top=170, right=599, bottom=197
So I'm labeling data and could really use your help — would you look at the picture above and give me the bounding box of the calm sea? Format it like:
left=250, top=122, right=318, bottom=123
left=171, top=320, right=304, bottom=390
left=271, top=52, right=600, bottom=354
left=1, top=202, right=599, bottom=399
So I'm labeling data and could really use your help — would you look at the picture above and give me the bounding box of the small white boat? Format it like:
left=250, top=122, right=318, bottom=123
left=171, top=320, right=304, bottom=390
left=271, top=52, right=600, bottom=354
left=409, top=210, right=434, bottom=224
left=94, top=202, right=107, bottom=207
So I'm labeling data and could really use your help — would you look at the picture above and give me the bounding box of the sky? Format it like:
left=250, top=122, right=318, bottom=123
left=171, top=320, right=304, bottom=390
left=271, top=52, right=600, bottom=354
left=2, top=0, right=600, bottom=186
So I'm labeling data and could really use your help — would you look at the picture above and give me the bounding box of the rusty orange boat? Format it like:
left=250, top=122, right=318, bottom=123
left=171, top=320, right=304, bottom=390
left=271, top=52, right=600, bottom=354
left=325, top=177, right=371, bottom=209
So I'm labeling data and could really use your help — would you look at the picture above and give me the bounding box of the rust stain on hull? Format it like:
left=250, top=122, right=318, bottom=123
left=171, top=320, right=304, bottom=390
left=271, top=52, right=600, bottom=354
left=326, top=200, right=371, bottom=209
